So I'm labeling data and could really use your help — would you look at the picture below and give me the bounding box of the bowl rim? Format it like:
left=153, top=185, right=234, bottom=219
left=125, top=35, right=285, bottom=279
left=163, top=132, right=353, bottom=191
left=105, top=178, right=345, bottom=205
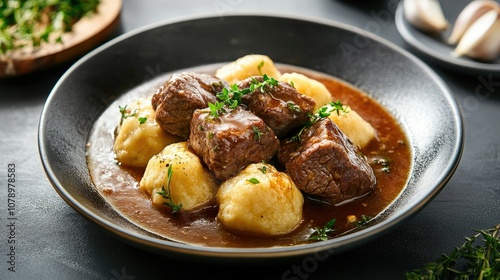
left=395, top=1, right=500, bottom=75
left=38, top=12, right=464, bottom=260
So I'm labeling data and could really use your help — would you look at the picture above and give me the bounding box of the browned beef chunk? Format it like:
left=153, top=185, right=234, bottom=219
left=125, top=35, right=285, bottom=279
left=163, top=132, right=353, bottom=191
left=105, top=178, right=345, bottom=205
left=237, top=76, right=316, bottom=139
left=278, top=118, right=376, bottom=204
left=189, top=106, right=280, bottom=181
left=152, top=72, right=228, bottom=139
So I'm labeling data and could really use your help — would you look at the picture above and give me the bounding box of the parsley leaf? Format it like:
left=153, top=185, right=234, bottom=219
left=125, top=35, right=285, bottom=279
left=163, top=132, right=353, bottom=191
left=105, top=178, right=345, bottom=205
left=308, top=219, right=336, bottom=241
left=247, top=178, right=260, bottom=184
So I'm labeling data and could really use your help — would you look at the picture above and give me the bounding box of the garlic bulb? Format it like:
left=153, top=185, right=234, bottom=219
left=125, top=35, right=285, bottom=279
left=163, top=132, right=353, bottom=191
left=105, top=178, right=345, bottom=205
left=453, top=8, right=500, bottom=61
left=448, top=0, right=500, bottom=45
left=404, top=0, right=449, bottom=33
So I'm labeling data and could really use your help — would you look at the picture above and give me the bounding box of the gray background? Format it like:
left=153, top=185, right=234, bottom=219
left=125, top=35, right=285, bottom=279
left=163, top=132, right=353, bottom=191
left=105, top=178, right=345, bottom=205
left=1, top=0, right=499, bottom=279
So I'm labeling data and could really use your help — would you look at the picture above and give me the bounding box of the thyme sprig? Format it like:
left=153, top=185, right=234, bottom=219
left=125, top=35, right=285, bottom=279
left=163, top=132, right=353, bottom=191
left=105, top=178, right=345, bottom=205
left=119, top=105, right=137, bottom=125
left=156, top=164, right=182, bottom=213
left=118, top=105, right=147, bottom=125
left=405, top=224, right=500, bottom=280
left=308, top=218, right=336, bottom=241
left=289, top=101, right=349, bottom=142
left=208, top=74, right=279, bottom=118
left=249, top=74, right=279, bottom=93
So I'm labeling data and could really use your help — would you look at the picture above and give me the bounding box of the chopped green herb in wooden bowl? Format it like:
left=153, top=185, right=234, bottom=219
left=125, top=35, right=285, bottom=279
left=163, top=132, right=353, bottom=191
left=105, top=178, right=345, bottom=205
left=0, top=0, right=121, bottom=77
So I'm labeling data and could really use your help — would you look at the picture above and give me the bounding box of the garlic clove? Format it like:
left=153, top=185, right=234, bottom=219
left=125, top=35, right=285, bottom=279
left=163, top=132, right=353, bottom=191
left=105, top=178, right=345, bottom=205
left=453, top=8, right=500, bottom=61
left=448, top=0, right=499, bottom=45
left=404, top=0, right=449, bottom=33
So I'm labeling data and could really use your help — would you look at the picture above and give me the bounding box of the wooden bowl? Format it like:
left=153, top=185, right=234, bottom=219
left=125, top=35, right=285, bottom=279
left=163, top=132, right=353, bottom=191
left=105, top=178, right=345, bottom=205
left=0, top=0, right=122, bottom=78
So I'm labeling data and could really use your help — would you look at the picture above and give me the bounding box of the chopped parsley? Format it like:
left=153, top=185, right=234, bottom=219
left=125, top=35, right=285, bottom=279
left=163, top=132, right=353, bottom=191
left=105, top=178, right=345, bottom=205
left=258, top=165, right=267, bottom=174
left=308, top=218, right=336, bottom=241
left=0, top=0, right=101, bottom=55
left=247, top=178, right=260, bottom=184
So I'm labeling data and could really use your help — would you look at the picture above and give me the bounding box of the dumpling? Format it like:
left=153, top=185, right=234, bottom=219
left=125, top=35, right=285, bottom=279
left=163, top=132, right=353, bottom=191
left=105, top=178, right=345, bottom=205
left=215, top=54, right=281, bottom=85
left=328, top=105, right=376, bottom=148
left=139, top=142, right=218, bottom=212
left=113, top=97, right=182, bottom=168
left=216, top=163, right=303, bottom=236
left=279, top=72, right=333, bottom=110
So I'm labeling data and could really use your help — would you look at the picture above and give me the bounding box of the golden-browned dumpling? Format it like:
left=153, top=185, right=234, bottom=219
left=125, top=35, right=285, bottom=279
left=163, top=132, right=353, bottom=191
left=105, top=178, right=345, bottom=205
left=215, top=54, right=281, bottom=85
left=216, top=163, right=303, bottom=236
left=113, top=97, right=182, bottom=168
left=139, top=142, right=218, bottom=211
left=328, top=105, right=376, bottom=148
left=279, top=72, right=333, bottom=110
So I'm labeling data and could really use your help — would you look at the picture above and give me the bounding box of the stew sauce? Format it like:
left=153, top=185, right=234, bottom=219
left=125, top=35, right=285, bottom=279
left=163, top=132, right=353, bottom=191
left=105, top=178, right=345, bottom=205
left=86, top=65, right=411, bottom=248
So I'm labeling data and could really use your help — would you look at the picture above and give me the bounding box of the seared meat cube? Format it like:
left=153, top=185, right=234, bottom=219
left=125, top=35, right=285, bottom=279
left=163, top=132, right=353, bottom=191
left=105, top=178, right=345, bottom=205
left=237, top=76, right=316, bottom=139
left=189, top=106, right=280, bottom=181
left=278, top=118, right=376, bottom=204
left=152, top=72, right=228, bottom=139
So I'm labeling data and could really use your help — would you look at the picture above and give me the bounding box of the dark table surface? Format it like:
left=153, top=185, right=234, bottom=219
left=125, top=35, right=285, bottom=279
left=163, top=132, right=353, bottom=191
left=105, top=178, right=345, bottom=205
left=1, top=0, right=499, bottom=279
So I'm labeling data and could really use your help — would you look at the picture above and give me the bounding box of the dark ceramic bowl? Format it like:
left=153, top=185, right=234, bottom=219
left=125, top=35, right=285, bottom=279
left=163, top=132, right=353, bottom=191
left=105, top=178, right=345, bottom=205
left=38, top=14, right=463, bottom=262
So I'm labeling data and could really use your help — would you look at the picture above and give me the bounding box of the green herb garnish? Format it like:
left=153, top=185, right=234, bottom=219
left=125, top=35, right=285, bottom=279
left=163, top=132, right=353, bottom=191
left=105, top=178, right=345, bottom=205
left=247, top=178, right=260, bottom=184
left=207, top=101, right=226, bottom=118
left=258, top=165, right=267, bottom=174
left=216, top=84, right=250, bottom=109
left=289, top=101, right=349, bottom=142
left=352, top=215, right=372, bottom=227
left=249, top=74, right=279, bottom=93
left=0, top=0, right=100, bottom=55
left=138, top=117, right=147, bottom=124
left=208, top=74, right=280, bottom=118
left=287, top=101, right=302, bottom=113
left=156, top=164, right=182, bottom=213
left=119, top=105, right=137, bottom=125
left=308, top=218, right=336, bottom=241
left=257, top=60, right=264, bottom=75
left=406, top=224, right=500, bottom=280
left=252, top=126, right=262, bottom=140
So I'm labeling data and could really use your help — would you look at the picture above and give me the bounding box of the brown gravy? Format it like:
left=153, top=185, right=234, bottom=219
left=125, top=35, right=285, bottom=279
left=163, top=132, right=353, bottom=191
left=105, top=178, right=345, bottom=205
left=86, top=65, right=412, bottom=248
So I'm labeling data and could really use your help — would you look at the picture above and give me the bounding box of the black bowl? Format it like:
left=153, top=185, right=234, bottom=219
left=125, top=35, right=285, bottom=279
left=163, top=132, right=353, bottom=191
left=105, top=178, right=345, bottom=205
left=38, top=14, right=463, bottom=262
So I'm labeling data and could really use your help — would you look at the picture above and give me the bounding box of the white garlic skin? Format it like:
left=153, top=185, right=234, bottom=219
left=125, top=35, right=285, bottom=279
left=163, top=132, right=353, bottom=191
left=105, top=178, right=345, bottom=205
left=448, top=0, right=500, bottom=45
left=404, top=0, right=449, bottom=33
left=453, top=8, right=500, bottom=62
